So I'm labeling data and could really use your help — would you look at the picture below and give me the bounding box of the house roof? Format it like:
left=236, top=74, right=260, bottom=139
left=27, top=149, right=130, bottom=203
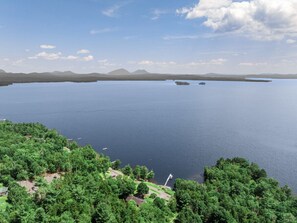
left=0, top=187, right=8, bottom=193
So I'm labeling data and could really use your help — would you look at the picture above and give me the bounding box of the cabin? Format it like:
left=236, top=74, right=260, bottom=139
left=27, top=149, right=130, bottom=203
left=126, top=195, right=145, bottom=206
left=0, top=187, right=8, bottom=196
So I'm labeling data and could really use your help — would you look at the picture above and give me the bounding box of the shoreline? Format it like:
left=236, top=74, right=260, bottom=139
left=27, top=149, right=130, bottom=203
left=0, top=72, right=275, bottom=87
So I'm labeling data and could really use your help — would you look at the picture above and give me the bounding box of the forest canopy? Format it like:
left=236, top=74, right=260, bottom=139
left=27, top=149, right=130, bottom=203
left=0, top=121, right=296, bottom=222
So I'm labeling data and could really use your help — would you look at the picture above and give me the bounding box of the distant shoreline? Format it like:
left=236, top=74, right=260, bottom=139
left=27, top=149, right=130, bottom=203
left=0, top=72, right=279, bottom=87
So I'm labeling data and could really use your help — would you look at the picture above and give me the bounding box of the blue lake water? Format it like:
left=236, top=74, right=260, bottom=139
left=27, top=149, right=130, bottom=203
left=0, top=80, right=297, bottom=192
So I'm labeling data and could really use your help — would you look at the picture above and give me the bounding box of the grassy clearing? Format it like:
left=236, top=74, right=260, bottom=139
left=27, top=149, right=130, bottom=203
left=107, top=169, right=175, bottom=200
left=164, top=187, right=175, bottom=196
left=144, top=197, right=154, bottom=203
left=145, top=182, right=175, bottom=196
left=145, top=182, right=161, bottom=190
left=149, top=188, right=159, bottom=194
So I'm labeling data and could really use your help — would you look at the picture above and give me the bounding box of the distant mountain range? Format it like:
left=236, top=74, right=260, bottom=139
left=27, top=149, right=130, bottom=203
left=108, top=69, right=150, bottom=75
left=0, top=68, right=151, bottom=76
left=1, top=68, right=297, bottom=87
left=108, top=69, right=131, bottom=75
left=132, top=69, right=150, bottom=75
left=51, top=71, right=77, bottom=75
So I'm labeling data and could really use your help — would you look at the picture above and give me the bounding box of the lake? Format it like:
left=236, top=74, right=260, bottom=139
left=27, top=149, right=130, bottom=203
left=0, top=80, right=297, bottom=192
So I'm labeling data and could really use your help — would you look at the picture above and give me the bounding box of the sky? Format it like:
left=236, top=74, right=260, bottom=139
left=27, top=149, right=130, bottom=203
left=1, top=0, right=297, bottom=74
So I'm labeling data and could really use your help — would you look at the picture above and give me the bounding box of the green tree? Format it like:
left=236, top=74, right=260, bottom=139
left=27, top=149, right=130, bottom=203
left=111, top=159, right=121, bottom=170
left=122, top=164, right=133, bottom=176
left=176, top=207, right=202, bottom=223
left=137, top=182, right=149, bottom=198
left=140, top=166, right=148, bottom=180
left=147, top=170, right=155, bottom=180
left=133, top=165, right=141, bottom=180
left=117, top=177, right=136, bottom=199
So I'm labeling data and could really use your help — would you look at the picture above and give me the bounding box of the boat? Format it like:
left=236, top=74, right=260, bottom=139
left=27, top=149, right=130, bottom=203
left=199, top=82, right=206, bottom=85
left=102, top=147, right=108, bottom=151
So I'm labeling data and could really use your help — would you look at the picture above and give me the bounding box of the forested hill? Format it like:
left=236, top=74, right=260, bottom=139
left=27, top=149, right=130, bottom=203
left=0, top=121, right=296, bottom=222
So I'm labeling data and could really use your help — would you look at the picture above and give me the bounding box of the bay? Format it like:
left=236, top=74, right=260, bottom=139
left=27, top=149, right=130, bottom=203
left=0, top=80, right=296, bottom=192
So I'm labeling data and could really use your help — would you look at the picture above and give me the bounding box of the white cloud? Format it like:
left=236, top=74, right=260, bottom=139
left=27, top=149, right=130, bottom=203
left=163, top=32, right=230, bottom=40
left=102, top=5, right=121, bottom=17
left=239, top=62, right=267, bottom=66
left=40, top=44, right=56, bottom=49
left=81, top=55, right=94, bottom=62
left=138, top=60, right=154, bottom=65
left=137, top=60, right=176, bottom=66
left=62, top=55, right=78, bottom=60
left=286, top=39, right=296, bottom=44
left=29, top=52, right=62, bottom=60
left=90, top=28, right=117, bottom=35
left=178, top=0, right=297, bottom=41
left=188, top=58, right=227, bottom=66
left=135, top=59, right=226, bottom=67
left=151, top=9, right=169, bottom=20
left=29, top=52, right=89, bottom=61
left=101, top=2, right=131, bottom=18
left=77, top=49, right=90, bottom=54
left=98, top=59, right=115, bottom=67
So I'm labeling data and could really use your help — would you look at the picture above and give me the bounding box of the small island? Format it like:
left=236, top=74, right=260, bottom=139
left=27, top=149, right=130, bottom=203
left=175, top=81, right=190, bottom=86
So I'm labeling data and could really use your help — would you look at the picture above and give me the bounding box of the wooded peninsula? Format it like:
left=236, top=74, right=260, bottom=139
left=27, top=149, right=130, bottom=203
left=0, top=121, right=296, bottom=222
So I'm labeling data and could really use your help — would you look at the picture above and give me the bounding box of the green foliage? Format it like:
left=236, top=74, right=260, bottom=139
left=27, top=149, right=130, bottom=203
left=147, top=170, right=155, bottom=180
left=0, top=121, right=174, bottom=222
left=115, top=176, right=136, bottom=199
left=137, top=182, right=149, bottom=198
left=0, top=195, right=8, bottom=213
left=123, top=164, right=154, bottom=181
left=111, top=159, right=121, bottom=170
left=1, top=122, right=296, bottom=223
left=149, top=193, right=157, bottom=199
left=174, top=157, right=297, bottom=223
left=153, top=197, right=166, bottom=210
left=122, top=164, right=133, bottom=176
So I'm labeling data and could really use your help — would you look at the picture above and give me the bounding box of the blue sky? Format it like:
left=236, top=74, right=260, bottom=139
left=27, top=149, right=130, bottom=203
left=1, top=0, right=297, bottom=74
